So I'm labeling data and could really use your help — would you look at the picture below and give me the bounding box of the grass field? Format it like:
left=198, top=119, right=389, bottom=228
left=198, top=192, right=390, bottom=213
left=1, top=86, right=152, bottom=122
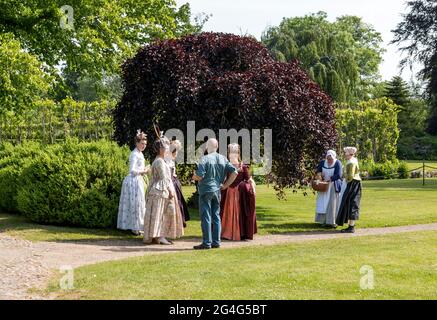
left=1, top=179, right=437, bottom=241
left=46, top=231, right=437, bottom=299
left=405, top=160, right=437, bottom=171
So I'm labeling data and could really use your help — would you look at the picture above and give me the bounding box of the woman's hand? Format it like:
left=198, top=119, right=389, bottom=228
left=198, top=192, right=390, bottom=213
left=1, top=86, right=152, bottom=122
left=144, top=165, right=151, bottom=174
left=168, top=189, right=174, bottom=200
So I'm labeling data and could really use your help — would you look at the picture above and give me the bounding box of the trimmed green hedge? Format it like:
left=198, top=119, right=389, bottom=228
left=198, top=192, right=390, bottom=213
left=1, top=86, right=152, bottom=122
left=7, top=139, right=131, bottom=228
left=0, top=142, right=43, bottom=212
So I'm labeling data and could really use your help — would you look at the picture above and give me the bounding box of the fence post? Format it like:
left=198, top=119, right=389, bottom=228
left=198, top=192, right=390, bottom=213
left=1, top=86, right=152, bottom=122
left=423, top=162, right=425, bottom=186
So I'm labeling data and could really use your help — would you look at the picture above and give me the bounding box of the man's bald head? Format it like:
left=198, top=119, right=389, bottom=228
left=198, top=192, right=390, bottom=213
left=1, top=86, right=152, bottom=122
left=206, top=138, right=218, bottom=154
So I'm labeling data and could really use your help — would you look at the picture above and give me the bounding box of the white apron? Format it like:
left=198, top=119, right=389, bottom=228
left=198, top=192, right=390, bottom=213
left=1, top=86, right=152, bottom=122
left=315, top=161, right=335, bottom=214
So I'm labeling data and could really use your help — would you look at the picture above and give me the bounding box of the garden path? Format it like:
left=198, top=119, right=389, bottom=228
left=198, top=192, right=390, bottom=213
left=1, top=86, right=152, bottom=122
left=1, top=222, right=437, bottom=300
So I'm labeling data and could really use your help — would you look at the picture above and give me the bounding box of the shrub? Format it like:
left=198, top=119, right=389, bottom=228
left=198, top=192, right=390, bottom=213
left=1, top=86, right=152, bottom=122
left=360, top=160, right=408, bottom=180
left=0, top=142, right=43, bottom=212
left=16, top=139, right=131, bottom=228
left=397, top=161, right=409, bottom=179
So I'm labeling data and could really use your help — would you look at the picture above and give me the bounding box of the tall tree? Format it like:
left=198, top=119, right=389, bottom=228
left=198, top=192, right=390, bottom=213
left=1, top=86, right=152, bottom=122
left=384, top=76, right=410, bottom=108
left=392, top=0, right=437, bottom=134
left=0, top=33, right=51, bottom=114
left=261, top=12, right=384, bottom=104
left=0, top=0, right=204, bottom=83
left=114, top=32, right=337, bottom=193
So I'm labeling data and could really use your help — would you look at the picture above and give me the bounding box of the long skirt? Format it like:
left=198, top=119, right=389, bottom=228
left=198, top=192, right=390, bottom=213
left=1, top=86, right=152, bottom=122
left=220, top=186, right=241, bottom=241
left=143, top=194, right=166, bottom=241
left=172, top=176, right=190, bottom=227
left=315, top=183, right=339, bottom=226
left=239, top=181, right=257, bottom=240
left=117, top=174, right=146, bottom=231
left=336, top=180, right=362, bottom=226
left=161, top=195, right=184, bottom=239
left=143, top=194, right=184, bottom=241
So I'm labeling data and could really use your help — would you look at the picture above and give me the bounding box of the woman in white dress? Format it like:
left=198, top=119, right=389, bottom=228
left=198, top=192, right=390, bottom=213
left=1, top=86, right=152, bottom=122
left=143, top=136, right=184, bottom=245
left=117, top=130, right=151, bottom=235
left=314, top=150, right=343, bottom=228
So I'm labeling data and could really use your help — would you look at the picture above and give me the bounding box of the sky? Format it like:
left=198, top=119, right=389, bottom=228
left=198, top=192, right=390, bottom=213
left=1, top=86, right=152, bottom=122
left=175, top=0, right=418, bottom=81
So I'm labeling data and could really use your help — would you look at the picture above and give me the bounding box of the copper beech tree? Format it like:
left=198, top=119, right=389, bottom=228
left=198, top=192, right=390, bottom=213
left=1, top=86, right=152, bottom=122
left=113, top=32, right=337, bottom=192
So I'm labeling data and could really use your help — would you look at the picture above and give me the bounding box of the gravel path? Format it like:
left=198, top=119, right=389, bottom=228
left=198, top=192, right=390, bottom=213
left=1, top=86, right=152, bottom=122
left=1, top=223, right=437, bottom=300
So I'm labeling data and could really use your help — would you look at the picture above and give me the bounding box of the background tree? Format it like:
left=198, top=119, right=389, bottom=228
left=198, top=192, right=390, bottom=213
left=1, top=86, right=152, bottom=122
left=113, top=32, right=337, bottom=193
left=336, top=98, right=400, bottom=162
left=0, top=33, right=51, bottom=115
left=0, top=0, right=204, bottom=96
left=392, top=0, right=437, bottom=135
left=261, top=12, right=384, bottom=104
left=384, top=76, right=410, bottom=108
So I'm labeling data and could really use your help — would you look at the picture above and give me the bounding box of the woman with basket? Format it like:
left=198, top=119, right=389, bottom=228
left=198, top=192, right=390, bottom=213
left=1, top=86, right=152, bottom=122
left=314, top=150, right=343, bottom=228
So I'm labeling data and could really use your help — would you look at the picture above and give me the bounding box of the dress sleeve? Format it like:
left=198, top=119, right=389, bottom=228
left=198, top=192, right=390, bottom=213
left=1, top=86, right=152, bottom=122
left=316, top=161, right=323, bottom=173
left=129, top=152, right=141, bottom=176
left=331, top=160, right=342, bottom=181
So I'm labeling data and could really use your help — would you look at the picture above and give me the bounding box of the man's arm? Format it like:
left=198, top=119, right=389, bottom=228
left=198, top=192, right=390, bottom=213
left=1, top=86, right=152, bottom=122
left=192, top=173, right=203, bottom=181
left=192, top=161, right=205, bottom=182
left=221, top=171, right=238, bottom=190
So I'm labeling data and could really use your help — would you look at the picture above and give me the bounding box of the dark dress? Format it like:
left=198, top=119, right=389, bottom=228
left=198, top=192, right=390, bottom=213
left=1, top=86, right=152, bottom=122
left=239, top=165, right=257, bottom=240
left=335, top=180, right=361, bottom=226
left=168, top=160, right=190, bottom=227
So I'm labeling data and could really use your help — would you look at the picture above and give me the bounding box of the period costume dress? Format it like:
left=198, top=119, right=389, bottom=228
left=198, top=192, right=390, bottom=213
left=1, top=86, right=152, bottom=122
left=315, top=157, right=343, bottom=226
left=117, top=148, right=149, bottom=232
left=220, top=162, right=243, bottom=240
left=167, top=158, right=190, bottom=227
left=238, top=165, right=257, bottom=240
left=221, top=163, right=257, bottom=240
left=143, top=157, right=184, bottom=242
left=336, top=157, right=362, bottom=226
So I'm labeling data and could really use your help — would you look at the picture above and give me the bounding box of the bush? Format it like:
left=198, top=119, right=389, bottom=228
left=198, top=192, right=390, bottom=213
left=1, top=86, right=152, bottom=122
left=397, top=161, right=409, bottom=179
left=360, top=160, right=408, bottom=180
left=0, top=142, right=43, bottom=212
left=16, top=139, right=131, bottom=228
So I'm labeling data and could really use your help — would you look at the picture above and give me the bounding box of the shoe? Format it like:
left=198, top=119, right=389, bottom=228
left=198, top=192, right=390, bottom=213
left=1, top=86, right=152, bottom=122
left=151, top=238, right=160, bottom=244
left=159, top=237, right=173, bottom=245
left=211, top=244, right=221, bottom=249
left=341, top=226, right=355, bottom=233
left=131, top=230, right=140, bottom=236
left=193, top=244, right=211, bottom=250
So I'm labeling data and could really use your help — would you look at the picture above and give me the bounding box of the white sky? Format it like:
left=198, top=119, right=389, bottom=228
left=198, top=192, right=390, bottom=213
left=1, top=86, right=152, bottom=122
left=176, top=0, right=418, bottom=81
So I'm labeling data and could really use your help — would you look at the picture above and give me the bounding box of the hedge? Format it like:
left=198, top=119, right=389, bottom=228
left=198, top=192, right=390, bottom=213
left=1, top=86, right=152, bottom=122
left=13, top=139, right=131, bottom=228
left=0, top=142, right=43, bottom=212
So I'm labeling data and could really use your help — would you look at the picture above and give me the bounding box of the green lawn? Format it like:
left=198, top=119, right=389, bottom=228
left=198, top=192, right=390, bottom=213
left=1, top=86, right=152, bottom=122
left=1, top=179, right=437, bottom=241
left=46, top=231, right=437, bottom=299
left=405, top=160, right=437, bottom=171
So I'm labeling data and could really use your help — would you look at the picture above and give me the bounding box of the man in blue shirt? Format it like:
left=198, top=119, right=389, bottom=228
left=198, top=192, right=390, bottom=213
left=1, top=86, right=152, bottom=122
left=192, top=138, right=238, bottom=249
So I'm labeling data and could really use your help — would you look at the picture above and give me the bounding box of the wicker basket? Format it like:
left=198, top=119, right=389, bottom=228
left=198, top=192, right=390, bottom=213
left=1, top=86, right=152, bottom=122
left=311, top=179, right=329, bottom=192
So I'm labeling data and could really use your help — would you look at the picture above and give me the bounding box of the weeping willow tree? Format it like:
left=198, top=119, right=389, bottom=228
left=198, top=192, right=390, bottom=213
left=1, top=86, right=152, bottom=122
left=262, top=12, right=384, bottom=104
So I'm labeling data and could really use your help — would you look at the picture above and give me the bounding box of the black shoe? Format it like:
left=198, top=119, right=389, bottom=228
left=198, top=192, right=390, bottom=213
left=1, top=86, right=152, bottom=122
left=341, top=226, right=355, bottom=233
left=193, top=244, right=211, bottom=250
left=211, top=244, right=221, bottom=249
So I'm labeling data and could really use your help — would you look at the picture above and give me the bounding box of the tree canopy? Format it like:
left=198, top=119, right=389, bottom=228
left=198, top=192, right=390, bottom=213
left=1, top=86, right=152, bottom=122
left=261, top=12, right=384, bottom=104
left=0, top=0, right=203, bottom=82
left=113, top=32, right=337, bottom=192
left=0, top=33, right=51, bottom=114
left=392, top=0, right=437, bottom=134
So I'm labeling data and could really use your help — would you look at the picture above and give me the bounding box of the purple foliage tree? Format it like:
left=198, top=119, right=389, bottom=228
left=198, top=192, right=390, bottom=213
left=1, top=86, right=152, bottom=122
left=113, top=32, right=337, bottom=192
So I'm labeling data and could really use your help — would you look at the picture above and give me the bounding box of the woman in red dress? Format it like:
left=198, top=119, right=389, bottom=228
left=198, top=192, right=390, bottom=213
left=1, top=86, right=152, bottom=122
left=220, top=143, right=257, bottom=241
